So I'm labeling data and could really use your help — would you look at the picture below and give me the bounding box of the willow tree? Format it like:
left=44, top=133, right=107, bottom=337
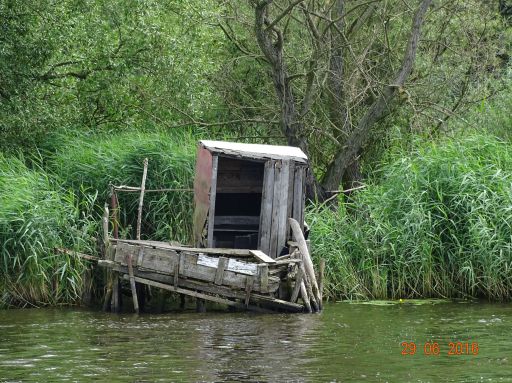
left=217, top=1, right=506, bottom=199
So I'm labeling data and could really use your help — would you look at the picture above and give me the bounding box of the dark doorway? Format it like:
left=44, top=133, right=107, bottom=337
left=213, top=157, right=264, bottom=249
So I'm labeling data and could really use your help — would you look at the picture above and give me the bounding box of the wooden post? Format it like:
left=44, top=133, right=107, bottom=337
left=136, top=158, right=148, bottom=241
left=102, top=203, right=113, bottom=312
left=111, top=275, right=121, bottom=313
left=110, top=188, right=119, bottom=240
left=245, top=276, right=255, bottom=307
left=196, top=298, right=206, bottom=313
left=127, top=254, right=140, bottom=314
left=319, top=258, right=325, bottom=308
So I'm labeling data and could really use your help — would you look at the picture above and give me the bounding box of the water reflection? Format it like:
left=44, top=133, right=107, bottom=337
left=0, top=303, right=511, bottom=382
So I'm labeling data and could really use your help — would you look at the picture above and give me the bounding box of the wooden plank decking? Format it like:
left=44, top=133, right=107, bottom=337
left=99, top=239, right=306, bottom=313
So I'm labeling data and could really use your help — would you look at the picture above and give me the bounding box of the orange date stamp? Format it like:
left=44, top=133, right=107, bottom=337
left=401, top=341, right=479, bottom=356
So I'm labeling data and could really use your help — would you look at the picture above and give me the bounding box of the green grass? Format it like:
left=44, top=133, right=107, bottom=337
left=0, top=130, right=197, bottom=308
left=309, top=133, right=512, bottom=302
left=46, top=130, right=197, bottom=244
left=0, top=155, right=96, bottom=307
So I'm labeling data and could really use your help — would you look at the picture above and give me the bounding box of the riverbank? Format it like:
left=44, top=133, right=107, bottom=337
left=1, top=130, right=512, bottom=307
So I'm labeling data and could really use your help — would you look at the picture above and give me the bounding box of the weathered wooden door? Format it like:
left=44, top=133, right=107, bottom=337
left=258, top=160, right=306, bottom=258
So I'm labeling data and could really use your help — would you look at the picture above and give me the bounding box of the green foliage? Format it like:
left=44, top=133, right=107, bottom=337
left=0, top=155, right=96, bottom=307
left=0, top=0, right=224, bottom=152
left=46, top=130, right=197, bottom=243
left=308, top=133, right=512, bottom=301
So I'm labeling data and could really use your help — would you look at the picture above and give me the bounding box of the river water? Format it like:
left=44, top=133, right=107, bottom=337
left=0, top=302, right=510, bottom=382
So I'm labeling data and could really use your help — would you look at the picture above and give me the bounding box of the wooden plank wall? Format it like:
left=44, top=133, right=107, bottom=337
left=258, top=160, right=275, bottom=255
left=274, top=160, right=290, bottom=257
left=292, top=165, right=306, bottom=232
left=258, top=160, right=308, bottom=259
left=259, top=160, right=291, bottom=258
left=193, top=147, right=213, bottom=246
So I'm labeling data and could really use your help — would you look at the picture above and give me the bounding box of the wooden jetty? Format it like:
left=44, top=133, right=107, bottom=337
left=99, top=141, right=323, bottom=313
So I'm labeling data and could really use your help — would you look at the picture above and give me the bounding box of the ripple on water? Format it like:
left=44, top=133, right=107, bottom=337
left=0, top=304, right=511, bottom=382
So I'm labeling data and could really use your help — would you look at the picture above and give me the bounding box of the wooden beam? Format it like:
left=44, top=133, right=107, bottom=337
left=111, top=238, right=254, bottom=257
left=55, top=248, right=99, bottom=262
left=207, top=155, right=219, bottom=247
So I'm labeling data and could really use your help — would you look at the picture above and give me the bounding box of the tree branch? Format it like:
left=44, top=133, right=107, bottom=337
left=322, top=0, right=433, bottom=191
left=265, top=0, right=305, bottom=31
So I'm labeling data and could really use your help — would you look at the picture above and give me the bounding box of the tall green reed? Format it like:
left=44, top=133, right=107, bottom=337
left=46, top=130, right=197, bottom=244
left=0, top=155, right=96, bottom=307
left=308, top=134, right=512, bottom=301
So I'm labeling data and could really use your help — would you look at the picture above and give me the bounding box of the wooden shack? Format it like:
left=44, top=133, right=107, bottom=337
left=98, top=141, right=322, bottom=314
left=193, top=140, right=308, bottom=259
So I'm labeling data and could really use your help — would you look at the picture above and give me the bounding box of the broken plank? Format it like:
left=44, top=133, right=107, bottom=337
left=250, top=250, right=276, bottom=264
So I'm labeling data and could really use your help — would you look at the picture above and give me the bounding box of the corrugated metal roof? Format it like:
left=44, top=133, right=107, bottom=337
left=199, top=140, right=308, bottom=162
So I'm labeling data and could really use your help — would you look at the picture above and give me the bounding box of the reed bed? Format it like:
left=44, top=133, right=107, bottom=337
left=308, top=134, right=512, bottom=301
left=0, top=155, right=95, bottom=307
left=47, top=130, right=197, bottom=244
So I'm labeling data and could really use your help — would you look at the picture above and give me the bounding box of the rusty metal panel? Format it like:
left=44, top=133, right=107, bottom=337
left=193, top=146, right=213, bottom=246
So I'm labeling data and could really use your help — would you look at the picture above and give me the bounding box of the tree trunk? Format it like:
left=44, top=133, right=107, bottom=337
left=254, top=1, right=327, bottom=201
left=322, top=0, right=433, bottom=191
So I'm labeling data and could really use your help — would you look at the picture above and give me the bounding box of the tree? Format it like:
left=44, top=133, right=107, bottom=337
left=0, top=0, right=225, bottom=151
left=218, top=0, right=506, bottom=200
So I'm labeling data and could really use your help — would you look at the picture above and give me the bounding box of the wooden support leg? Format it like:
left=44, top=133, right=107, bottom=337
left=111, top=273, right=121, bottom=313
left=136, top=283, right=146, bottom=312
left=319, top=258, right=325, bottom=309
left=103, top=276, right=113, bottom=312
left=196, top=298, right=206, bottom=313
left=180, top=294, right=186, bottom=310
left=82, top=268, right=92, bottom=306
left=127, top=254, right=140, bottom=314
